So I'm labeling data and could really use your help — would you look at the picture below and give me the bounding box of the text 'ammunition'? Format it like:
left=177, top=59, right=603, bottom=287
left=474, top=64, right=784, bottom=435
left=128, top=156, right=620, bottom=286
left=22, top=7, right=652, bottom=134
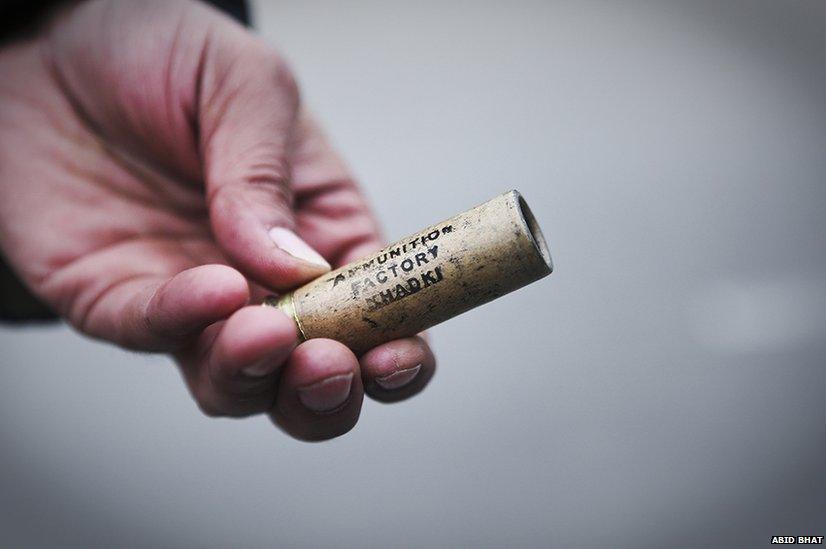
left=265, top=190, right=553, bottom=353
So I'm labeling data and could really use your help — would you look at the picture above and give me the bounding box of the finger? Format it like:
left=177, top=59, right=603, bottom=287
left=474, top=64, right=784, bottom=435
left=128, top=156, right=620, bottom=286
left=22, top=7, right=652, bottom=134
left=199, top=28, right=331, bottom=289
left=75, top=263, right=249, bottom=351
left=270, top=338, right=364, bottom=442
left=48, top=2, right=330, bottom=289
left=178, top=305, right=297, bottom=417
left=289, top=113, right=385, bottom=267
left=360, top=336, right=436, bottom=403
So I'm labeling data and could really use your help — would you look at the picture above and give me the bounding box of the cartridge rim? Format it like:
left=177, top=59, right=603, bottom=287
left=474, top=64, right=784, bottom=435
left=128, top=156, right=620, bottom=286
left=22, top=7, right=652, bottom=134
left=512, top=190, right=553, bottom=273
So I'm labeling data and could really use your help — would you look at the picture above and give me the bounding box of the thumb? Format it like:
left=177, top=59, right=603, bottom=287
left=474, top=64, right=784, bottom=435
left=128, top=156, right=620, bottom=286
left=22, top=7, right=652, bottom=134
left=198, top=25, right=330, bottom=291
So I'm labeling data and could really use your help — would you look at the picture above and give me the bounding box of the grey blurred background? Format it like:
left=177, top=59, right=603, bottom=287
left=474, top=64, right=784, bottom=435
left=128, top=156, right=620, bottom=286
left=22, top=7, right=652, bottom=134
left=2, top=1, right=825, bottom=547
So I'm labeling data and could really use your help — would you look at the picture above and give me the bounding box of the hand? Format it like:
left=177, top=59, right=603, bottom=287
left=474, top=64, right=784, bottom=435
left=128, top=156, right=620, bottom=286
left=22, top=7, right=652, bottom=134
left=0, top=0, right=435, bottom=440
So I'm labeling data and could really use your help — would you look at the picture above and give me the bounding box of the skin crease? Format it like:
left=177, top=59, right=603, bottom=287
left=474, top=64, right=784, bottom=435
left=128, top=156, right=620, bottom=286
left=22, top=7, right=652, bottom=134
left=0, top=0, right=436, bottom=441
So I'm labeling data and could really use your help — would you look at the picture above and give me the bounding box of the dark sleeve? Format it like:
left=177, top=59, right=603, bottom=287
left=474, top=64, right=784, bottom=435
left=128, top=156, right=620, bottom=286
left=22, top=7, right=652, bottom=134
left=0, top=253, right=57, bottom=322
left=0, top=0, right=250, bottom=322
left=1, top=0, right=250, bottom=44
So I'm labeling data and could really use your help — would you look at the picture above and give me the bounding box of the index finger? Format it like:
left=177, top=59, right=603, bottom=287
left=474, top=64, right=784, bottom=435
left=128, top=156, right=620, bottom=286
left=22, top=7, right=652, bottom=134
left=289, top=112, right=385, bottom=267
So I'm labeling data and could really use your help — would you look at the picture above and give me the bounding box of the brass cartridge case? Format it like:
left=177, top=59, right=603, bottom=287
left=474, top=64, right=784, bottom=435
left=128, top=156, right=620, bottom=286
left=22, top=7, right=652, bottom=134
left=265, top=190, right=553, bottom=353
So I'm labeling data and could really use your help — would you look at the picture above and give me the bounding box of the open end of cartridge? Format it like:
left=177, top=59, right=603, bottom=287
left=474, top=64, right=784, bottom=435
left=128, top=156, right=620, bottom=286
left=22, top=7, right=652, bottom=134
left=516, top=193, right=553, bottom=273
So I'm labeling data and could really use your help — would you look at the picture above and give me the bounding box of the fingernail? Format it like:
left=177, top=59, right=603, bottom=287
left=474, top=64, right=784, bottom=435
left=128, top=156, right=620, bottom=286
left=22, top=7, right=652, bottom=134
left=242, top=359, right=277, bottom=377
left=268, top=227, right=331, bottom=270
left=241, top=326, right=294, bottom=377
left=297, top=373, right=353, bottom=413
left=375, top=364, right=422, bottom=390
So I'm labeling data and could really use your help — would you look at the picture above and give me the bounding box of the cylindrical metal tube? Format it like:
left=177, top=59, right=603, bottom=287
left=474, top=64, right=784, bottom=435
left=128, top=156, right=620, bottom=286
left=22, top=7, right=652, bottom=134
left=264, top=190, right=553, bottom=353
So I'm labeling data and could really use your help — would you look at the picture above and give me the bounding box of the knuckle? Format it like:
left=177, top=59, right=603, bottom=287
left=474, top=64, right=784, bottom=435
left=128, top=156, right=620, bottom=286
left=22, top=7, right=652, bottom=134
left=208, top=176, right=293, bottom=221
left=243, top=161, right=292, bottom=196
left=245, top=43, right=300, bottom=106
left=269, top=55, right=300, bottom=106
